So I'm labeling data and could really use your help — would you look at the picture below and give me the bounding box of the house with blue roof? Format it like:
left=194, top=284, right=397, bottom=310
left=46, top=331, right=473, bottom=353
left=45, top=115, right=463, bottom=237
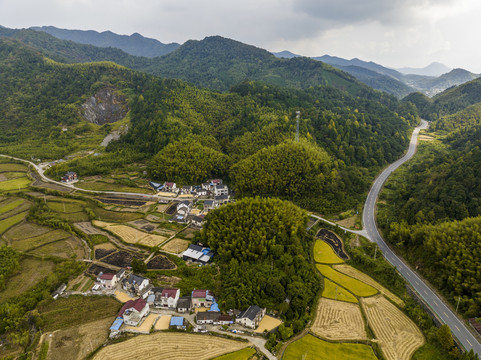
left=170, top=316, right=186, bottom=329
left=109, top=317, right=124, bottom=337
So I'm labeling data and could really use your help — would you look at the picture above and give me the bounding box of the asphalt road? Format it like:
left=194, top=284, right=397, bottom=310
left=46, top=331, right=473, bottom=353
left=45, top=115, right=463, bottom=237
left=362, top=119, right=481, bottom=356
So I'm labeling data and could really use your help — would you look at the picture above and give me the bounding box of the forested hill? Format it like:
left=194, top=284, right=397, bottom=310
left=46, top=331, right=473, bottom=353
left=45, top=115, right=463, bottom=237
left=0, top=38, right=418, bottom=213
left=0, top=27, right=382, bottom=97
left=31, top=26, right=180, bottom=58
left=406, top=77, right=481, bottom=120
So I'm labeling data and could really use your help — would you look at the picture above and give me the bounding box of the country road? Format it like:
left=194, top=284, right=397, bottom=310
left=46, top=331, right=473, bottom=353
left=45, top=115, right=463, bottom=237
left=362, top=119, right=481, bottom=356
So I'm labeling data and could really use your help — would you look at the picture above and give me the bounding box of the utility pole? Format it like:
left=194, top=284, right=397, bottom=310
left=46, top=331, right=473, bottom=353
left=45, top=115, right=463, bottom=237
left=456, top=296, right=461, bottom=313
left=295, top=111, right=300, bottom=143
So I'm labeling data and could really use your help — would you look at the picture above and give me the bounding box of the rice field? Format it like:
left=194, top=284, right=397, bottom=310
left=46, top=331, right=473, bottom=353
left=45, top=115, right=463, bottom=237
left=0, top=177, right=31, bottom=191
left=316, top=264, right=378, bottom=297
left=322, top=278, right=358, bottom=303
left=254, top=315, right=282, bottom=333
left=93, top=220, right=167, bottom=247
left=93, top=332, right=249, bottom=360
left=161, top=238, right=190, bottom=253
left=283, top=334, right=377, bottom=360
left=313, top=239, right=344, bottom=264
left=311, top=298, right=367, bottom=341
left=0, top=211, right=28, bottom=234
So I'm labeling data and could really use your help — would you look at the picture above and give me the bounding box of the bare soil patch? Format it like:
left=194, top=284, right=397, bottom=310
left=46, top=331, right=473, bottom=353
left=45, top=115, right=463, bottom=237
left=102, top=250, right=144, bottom=268
left=146, top=255, right=176, bottom=270
left=95, top=248, right=117, bottom=260
left=311, top=298, right=367, bottom=341
left=154, top=315, right=172, bottom=330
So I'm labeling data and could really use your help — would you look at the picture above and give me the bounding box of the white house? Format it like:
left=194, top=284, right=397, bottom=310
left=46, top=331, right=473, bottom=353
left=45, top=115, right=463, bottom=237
left=214, top=185, right=229, bottom=197
left=236, top=305, right=266, bottom=329
left=155, top=288, right=180, bottom=309
left=122, top=274, right=150, bottom=295
left=163, top=182, right=178, bottom=192
left=96, top=273, right=118, bottom=289
left=119, top=298, right=150, bottom=327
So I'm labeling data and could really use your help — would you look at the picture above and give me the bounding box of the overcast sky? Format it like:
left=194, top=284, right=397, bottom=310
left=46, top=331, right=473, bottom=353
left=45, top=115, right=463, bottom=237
left=1, top=0, right=481, bottom=72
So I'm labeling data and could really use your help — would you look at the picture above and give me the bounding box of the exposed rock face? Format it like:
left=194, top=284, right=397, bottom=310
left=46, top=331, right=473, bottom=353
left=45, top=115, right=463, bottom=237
left=81, top=87, right=128, bottom=125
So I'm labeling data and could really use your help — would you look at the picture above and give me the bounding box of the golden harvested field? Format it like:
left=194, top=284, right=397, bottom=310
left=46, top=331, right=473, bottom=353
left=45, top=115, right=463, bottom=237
left=114, top=290, right=136, bottom=303
left=93, top=221, right=166, bottom=247
left=322, top=278, right=358, bottom=303
left=311, top=298, right=367, bottom=341
left=156, top=191, right=176, bottom=197
left=157, top=204, right=169, bottom=213
left=154, top=315, right=172, bottom=330
left=161, top=238, right=190, bottom=253
left=94, top=242, right=117, bottom=251
left=334, top=264, right=404, bottom=307
left=361, top=295, right=424, bottom=360
left=254, top=315, right=282, bottom=333
left=124, top=314, right=159, bottom=333
left=313, top=239, right=344, bottom=264
left=93, top=332, right=249, bottom=360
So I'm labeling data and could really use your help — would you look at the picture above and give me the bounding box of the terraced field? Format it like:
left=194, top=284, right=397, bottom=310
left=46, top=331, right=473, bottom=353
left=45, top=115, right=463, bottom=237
left=311, top=298, right=367, bottom=341
left=93, top=332, right=249, bottom=360
left=93, top=221, right=167, bottom=247
left=313, top=239, right=344, bottom=264
left=361, top=295, right=424, bottom=360
left=316, top=264, right=378, bottom=297
left=321, top=278, right=358, bottom=303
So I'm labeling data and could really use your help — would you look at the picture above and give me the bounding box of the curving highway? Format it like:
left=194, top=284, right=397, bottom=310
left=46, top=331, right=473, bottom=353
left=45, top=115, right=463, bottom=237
left=362, top=119, right=481, bottom=356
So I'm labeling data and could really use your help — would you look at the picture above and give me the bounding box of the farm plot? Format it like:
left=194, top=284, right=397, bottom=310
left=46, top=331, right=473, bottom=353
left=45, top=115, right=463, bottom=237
left=102, top=250, right=144, bottom=268
left=154, top=315, right=171, bottom=330
left=45, top=318, right=112, bottom=360
left=213, top=348, right=256, bottom=360
left=0, top=198, right=24, bottom=215
left=9, top=229, right=71, bottom=252
left=146, top=255, right=176, bottom=270
left=95, top=247, right=117, bottom=260
left=316, top=229, right=349, bottom=260
left=0, top=211, right=28, bottom=234
left=334, top=264, right=404, bottom=307
left=254, top=315, right=282, bottom=333
left=161, top=238, right=190, bottom=254
left=0, top=177, right=31, bottom=191
left=29, top=236, right=88, bottom=259
left=93, top=332, right=249, bottom=360
left=93, top=221, right=167, bottom=247
left=361, top=295, right=424, bottom=360
left=283, top=334, right=377, bottom=360
left=322, top=278, right=358, bottom=303
left=0, top=257, right=55, bottom=303
left=124, top=314, right=159, bottom=333
left=313, top=239, right=344, bottom=264
left=311, top=298, right=367, bottom=341
left=316, top=264, right=378, bottom=297
left=4, top=222, right=50, bottom=241
left=0, top=163, right=28, bottom=172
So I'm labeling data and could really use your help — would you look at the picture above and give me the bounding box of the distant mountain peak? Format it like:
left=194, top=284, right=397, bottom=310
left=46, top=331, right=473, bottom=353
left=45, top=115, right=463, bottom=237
left=397, top=62, right=452, bottom=77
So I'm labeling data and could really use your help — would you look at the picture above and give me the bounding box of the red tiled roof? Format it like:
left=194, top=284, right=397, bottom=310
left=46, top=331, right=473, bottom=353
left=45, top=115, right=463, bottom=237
left=219, top=314, right=232, bottom=322
left=165, top=182, right=174, bottom=187
left=162, top=288, right=179, bottom=299
left=100, top=273, right=115, bottom=280
left=192, top=289, right=207, bottom=298
left=118, top=298, right=147, bottom=317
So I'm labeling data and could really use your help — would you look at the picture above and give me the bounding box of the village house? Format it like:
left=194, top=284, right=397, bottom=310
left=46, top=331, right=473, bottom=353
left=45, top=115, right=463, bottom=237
left=154, top=288, right=180, bottom=309
left=214, top=184, right=229, bottom=197
left=61, top=171, right=77, bottom=183
left=219, top=314, right=234, bottom=325
left=149, top=181, right=164, bottom=192
left=181, top=185, right=193, bottom=195
left=191, top=289, right=215, bottom=308
left=196, top=311, right=221, bottom=325
left=116, top=268, right=126, bottom=281
left=203, top=199, right=217, bottom=211
left=236, top=305, right=266, bottom=329
left=118, top=298, right=150, bottom=327
left=214, top=194, right=230, bottom=205
left=194, top=187, right=207, bottom=197
left=122, top=274, right=150, bottom=296
left=176, top=200, right=192, bottom=215
left=177, top=296, right=192, bottom=313
left=191, top=215, right=204, bottom=228
left=209, top=179, right=223, bottom=186
left=109, top=317, right=123, bottom=337
left=163, top=182, right=178, bottom=192
left=201, top=183, right=211, bottom=191
left=182, top=244, right=214, bottom=264
left=96, top=272, right=118, bottom=289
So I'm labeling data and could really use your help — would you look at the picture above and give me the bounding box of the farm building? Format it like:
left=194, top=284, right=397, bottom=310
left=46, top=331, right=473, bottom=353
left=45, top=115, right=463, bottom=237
left=61, top=171, right=78, bottom=183
left=191, top=289, right=215, bottom=308
left=170, top=316, right=186, bottom=330
left=177, top=296, right=192, bottom=313
left=109, top=317, right=124, bottom=337
left=219, top=314, right=234, bottom=325
left=149, top=181, right=164, bottom=192
left=51, top=283, right=67, bottom=300
left=96, top=272, right=118, bottom=289
left=122, top=274, right=150, bottom=295
left=118, top=298, right=150, bottom=327
left=236, top=305, right=266, bottom=329
left=182, top=244, right=214, bottom=264
left=197, top=311, right=221, bottom=325
left=154, top=288, right=180, bottom=309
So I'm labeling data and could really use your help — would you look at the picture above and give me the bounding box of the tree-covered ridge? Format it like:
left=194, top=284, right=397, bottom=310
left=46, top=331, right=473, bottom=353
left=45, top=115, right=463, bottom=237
left=388, top=216, right=481, bottom=318
left=201, top=197, right=320, bottom=324
left=0, top=246, right=20, bottom=290
left=430, top=102, right=481, bottom=132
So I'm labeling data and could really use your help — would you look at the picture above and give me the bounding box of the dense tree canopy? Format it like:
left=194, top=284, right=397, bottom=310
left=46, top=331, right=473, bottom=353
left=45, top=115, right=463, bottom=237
left=201, top=197, right=320, bottom=323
